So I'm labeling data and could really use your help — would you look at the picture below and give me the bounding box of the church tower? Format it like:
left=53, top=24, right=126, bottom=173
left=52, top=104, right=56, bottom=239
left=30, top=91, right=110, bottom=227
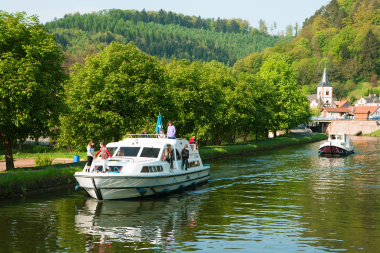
left=317, top=68, right=333, bottom=107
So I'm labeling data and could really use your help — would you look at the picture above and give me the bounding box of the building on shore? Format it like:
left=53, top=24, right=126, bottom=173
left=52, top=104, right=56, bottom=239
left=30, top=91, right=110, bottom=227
left=355, top=94, right=380, bottom=106
left=321, top=106, right=380, bottom=120
left=307, top=68, right=336, bottom=108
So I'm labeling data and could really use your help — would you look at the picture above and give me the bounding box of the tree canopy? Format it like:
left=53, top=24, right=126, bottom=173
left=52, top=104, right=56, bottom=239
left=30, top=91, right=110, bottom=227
left=44, top=9, right=288, bottom=68
left=0, top=11, right=67, bottom=170
left=233, top=0, right=380, bottom=99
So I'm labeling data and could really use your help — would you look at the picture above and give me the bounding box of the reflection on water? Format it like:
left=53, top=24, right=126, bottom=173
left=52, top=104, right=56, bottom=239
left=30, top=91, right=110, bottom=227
left=1, top=136, right=380, bottom=252
left=75, top=190, right=208, bottom=251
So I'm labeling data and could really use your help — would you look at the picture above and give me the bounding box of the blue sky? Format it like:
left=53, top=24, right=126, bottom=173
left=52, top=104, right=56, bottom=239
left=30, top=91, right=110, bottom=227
left=3, top=0, right=328, bottom=32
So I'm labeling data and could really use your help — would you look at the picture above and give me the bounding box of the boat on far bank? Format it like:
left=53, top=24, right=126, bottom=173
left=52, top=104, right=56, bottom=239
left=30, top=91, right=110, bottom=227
left=318, top=133, right=354, bottom=155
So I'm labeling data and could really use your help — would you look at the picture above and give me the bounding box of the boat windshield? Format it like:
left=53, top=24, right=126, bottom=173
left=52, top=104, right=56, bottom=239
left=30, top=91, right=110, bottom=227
left=140, top=147, right=161, bottom=158
left=115, top=147, right=141, bottom=157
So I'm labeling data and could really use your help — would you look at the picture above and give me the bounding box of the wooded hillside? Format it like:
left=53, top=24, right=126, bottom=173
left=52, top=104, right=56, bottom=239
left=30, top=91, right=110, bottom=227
left=233, top=0, right=380, bottom=100
left=44, top=9, right=288, bottom=68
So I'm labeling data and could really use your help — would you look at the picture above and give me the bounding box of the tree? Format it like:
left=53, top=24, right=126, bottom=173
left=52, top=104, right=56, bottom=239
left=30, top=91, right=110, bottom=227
left=361, top=29, right=379, bottom=78
left=285, top=24, right=293, bottom=38
left=370, top=74, right=378, bottom=87
left=0, top=12, right=67, bottom=170
left=58, top=42, right=170, bottom=150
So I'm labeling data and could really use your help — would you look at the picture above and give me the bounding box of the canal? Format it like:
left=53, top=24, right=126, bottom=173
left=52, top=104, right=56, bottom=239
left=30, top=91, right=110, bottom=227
left=1, top=136, right=380, bottom=252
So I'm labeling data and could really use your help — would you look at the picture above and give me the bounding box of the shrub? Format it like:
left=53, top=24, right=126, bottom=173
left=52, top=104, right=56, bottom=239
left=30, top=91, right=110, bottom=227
left=34, top=152, right=53, bottom=167
left=29, top=145, right=50, bottom=153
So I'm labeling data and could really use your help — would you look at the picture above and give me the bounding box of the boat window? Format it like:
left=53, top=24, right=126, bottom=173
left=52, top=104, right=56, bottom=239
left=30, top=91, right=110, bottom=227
left=107, top=147, right=118, bottom=156
left=141, top=166, right=163, bottom=173
left=337, top=135, right=343, bottom=140
left=189, top=160, right=200, bottom=168
left=115, top=147, right=141, bottom=157
left=140, top=147, right=161, bottom=158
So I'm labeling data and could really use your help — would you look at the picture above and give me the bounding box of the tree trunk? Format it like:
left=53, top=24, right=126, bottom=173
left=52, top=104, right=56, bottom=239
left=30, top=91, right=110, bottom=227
left=2, top=134, right=14, bottom=171
left=244, top=130, right=247, bottom=142
left=274, top=130, right=277, bottom=138
left=265, top=130, right=269, bottom=139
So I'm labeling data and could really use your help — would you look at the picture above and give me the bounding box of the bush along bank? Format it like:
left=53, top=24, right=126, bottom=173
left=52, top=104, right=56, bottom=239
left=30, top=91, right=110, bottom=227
left=199, top=133, right=328, bottom=161
left=0, top=166, right=83, bottom=199
left=363, top=129, right=380, bottom=137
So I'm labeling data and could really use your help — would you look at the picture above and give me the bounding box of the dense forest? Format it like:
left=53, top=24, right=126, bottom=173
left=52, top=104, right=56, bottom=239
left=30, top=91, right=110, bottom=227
left=233, top=0, right=380, bottom=100
left=44, top=9, right=288, bottom=67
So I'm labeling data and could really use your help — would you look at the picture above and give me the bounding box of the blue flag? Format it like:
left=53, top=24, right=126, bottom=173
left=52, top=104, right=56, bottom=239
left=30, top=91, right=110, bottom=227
left=155, top=112, right=164, bottom=133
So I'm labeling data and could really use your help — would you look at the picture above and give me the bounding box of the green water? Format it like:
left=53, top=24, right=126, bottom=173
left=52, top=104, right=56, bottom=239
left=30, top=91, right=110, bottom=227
left=1, top=136, right=380, bottom=252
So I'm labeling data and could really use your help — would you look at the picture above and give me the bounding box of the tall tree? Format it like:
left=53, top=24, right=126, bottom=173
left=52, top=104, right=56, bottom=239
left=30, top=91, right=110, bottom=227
left=361, top=29, right=379, bottom=78
left=58, top=42, right=170, bottom=150
left=0, top=12, right=67, bottom=170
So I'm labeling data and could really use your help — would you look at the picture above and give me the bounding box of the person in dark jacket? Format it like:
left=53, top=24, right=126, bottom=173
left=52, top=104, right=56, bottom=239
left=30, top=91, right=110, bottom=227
left=181, top=144, right=190, bottom=171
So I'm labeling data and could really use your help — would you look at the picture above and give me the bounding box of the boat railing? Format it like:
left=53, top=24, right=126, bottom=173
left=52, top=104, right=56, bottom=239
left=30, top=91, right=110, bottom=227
left=124, top=134, right=163, bottom=138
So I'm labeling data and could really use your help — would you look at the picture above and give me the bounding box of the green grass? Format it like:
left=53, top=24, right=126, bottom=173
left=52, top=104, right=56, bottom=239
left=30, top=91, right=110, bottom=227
left=199, top=133, right=328, bottom=161
left=0, top=166, right=83, bottom=189
left=0, top=144, right=87, bottom=159
left=364, top=129, right=380, bottom=137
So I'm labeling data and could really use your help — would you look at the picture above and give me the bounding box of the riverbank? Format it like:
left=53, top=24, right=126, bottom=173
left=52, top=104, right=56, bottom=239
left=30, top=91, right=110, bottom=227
left=0, top=166, right=83, bottom=199
left=200, top=133, right=327, bottom=161
left=363, top=129, right=380, bottom=137
left=0, top=132, right=327, bottom=199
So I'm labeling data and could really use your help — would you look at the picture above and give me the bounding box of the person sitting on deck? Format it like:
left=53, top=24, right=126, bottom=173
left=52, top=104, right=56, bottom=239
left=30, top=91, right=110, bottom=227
left=141, top=130, right=150, bottom=138
left=189, top=135, right=198, bottom=150
left=158, top=129, right=166, bottom=139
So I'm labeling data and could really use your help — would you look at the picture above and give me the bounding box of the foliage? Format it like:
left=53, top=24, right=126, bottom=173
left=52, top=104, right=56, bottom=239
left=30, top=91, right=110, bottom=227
left=34, top=152, right=53, bottom=167
left=58, top=42, right=311, bottom=149
left=0, top=11, right=67, bottom=170
left=200, top=133, right=328, bottom=161
left=44, top=10, right=288, bottom=68
left=58, top=42, right=170, bottom=150
left=233, top=0, right=380, bottom=99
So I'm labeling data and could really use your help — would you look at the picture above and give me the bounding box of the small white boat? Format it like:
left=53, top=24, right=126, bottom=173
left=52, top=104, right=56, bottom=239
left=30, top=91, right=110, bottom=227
left=318, top=133, right=354, bottom=155
left=74, top=136, right=210, bottom=200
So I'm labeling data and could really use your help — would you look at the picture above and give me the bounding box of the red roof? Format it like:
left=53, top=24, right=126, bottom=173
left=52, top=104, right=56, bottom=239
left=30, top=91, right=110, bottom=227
left=353, top=106, right=380, bottom=115
left=355, top=110, right=370, bottom=114
left=323, top=107, right=350, bottom=113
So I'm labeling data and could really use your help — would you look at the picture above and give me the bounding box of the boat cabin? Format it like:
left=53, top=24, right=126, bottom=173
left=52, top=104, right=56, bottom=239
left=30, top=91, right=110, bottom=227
left=96, top=137, right=201, bottom=173
left=328, top=133, right=346, bottom=142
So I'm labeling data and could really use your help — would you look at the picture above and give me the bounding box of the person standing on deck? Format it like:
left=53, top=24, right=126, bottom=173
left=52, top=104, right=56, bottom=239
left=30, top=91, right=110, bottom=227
left=94, top=142, right=112, bottom=173
left=86, top=140, right=95, bottom=172
left=167, top=121, right=176, bottom=139
left=181, top=144, right=189, bottom=171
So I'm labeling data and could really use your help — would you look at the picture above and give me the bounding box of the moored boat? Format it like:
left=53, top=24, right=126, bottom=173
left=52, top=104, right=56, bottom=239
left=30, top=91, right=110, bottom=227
left=318, top=133, right=354, bottom=155
left=74, top=136, right=210, bottom=200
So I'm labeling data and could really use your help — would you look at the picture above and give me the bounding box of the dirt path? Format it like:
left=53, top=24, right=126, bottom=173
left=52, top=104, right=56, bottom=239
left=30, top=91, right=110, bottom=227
left=0, top=158, right=86, bottom=172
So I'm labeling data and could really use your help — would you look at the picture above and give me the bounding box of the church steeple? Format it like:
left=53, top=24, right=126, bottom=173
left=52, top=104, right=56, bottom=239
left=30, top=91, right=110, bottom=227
left=317, top=68, right=333, bottom=87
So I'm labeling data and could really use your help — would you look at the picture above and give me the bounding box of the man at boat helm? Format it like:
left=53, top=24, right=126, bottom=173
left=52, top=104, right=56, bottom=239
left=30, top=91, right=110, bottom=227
left=167, top=121, right=176, bottom=139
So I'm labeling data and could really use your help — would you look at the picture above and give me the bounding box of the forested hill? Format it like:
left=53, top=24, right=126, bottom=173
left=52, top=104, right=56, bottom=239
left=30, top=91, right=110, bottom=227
left=44, top=9, right=288, bottom=67
left=233, top=0, right=380, bottom=100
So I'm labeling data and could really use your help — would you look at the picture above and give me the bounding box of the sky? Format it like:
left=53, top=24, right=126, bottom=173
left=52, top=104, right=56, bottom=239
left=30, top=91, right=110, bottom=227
left=3, top=0, right=329, bottom=32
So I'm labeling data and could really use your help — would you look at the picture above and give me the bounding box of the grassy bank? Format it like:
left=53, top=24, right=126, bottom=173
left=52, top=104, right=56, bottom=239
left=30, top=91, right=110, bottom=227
left=199, top=133, right=328, bottom=161
left=0, top=166, right=83, bottom=199
left=363, top=129, right=380, bottom=137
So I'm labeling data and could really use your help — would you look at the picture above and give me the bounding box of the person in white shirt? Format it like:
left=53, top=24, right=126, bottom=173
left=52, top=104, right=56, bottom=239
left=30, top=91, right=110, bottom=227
left=86, top=140, right=95, bottom=172
left=158, top=129, right=166, bottom=139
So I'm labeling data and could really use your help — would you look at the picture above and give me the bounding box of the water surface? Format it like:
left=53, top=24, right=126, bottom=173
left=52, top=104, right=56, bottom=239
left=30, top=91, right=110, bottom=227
left=1, top=136, right=380, bottom=252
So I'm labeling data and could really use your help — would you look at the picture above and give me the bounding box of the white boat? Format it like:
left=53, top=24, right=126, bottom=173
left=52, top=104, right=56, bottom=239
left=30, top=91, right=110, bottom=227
left=318, top=133, right=354, bottom=155
left=74, top=136, right=210, bottom=200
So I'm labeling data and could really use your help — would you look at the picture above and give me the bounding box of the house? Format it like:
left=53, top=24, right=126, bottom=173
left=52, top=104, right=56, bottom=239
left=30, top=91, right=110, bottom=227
left=332, top=101, right=352, bottom=108
left=321, top=107, right=351, bottom=119
left=308, top=68, right=336, bottom=108
left=355, top=94, right=380, bottom=106
left=353, top=106, right=380, bottom=120
left=321, top=105, right=380, bottom=120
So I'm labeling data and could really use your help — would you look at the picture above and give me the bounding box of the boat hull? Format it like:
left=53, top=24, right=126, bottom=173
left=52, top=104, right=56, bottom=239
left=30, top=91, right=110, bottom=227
left=75, top=168, right=210, bottom=200
left=318, top=144, right=354, bottom=155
